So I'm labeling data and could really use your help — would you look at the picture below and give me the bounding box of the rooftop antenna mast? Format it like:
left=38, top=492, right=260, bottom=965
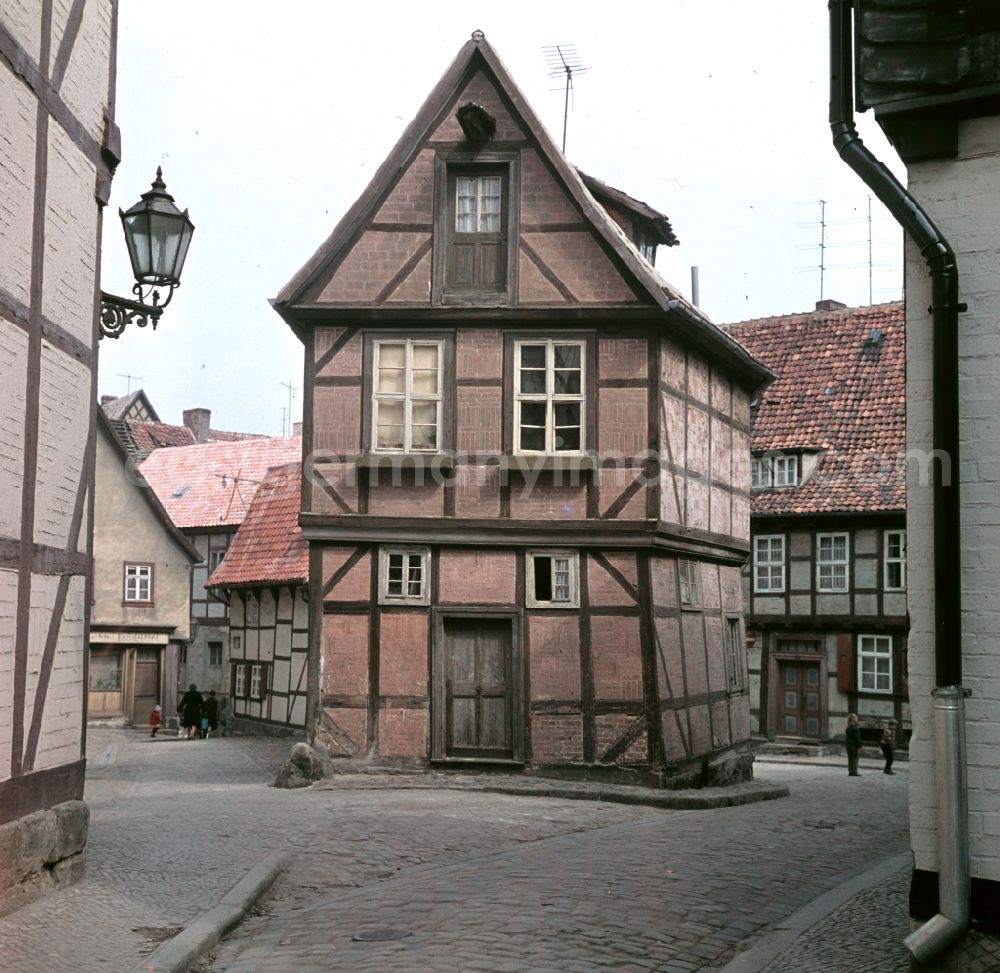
left=543, top=44, right=589, bottom=154
left=279, top=379, right=297, bottom=436
left=117, top=372, right=142, bottom=394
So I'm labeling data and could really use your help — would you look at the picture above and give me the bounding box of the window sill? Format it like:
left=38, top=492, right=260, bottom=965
left=358, top=451, right=455, bottom=471
left=502, top=454, right=598, bottom=474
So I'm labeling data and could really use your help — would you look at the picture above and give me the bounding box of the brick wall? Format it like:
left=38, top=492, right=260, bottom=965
left=907, top=114, right=1000, bottom=883
left=321, top=614, right=368, bottom=696
left=316, top=230, right=431, bottom=303
left=528, top=614, right=581, bottom=699
left=439, top=551, right=516, bottom=604
left=379, top=612, right=428, bottom=696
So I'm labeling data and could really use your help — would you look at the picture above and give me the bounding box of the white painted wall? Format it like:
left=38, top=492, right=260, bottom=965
left=906, top=114, right=1000, bottom=883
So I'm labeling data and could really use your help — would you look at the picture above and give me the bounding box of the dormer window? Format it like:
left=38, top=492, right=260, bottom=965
left=636, top=232, right=656, bottom=266
left=751, top=453, right=798, bottom=489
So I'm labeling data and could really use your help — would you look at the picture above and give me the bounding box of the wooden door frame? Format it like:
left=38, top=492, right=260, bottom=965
left=430, top=608, right=524, bottom=763
left=768, top=644, right=829, bottom=740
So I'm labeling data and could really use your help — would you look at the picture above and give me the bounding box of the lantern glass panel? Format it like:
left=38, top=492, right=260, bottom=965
left=147, top=211, right=184, bottom=283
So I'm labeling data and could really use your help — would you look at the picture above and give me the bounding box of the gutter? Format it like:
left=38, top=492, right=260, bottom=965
left=828, top=1, right=969, bottom=963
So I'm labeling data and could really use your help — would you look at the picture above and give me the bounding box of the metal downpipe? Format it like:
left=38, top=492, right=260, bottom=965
left=828, top=0, right=969, bottom=962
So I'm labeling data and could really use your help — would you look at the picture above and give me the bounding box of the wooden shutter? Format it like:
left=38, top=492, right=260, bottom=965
left=836, top=634, right=855, bottom=692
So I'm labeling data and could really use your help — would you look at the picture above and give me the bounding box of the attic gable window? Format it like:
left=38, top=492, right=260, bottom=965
left=447, top=167, right=507, bottom=292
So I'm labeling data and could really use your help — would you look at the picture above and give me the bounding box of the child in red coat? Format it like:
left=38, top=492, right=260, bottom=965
left=150, top=704, right=162, bottom=738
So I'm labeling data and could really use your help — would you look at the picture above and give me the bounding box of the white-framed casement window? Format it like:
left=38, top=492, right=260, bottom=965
left=526, top=551, right=580, bottom=608
left=373, top=339, right=442, bottom=452
left=751, top=454, right=798, bottom=489
left=816, top=533, right=849, bottom=592
left=515, top=340, right=585, bottom=454
left=753, top=535, right=785, bottom=593
left=249, top=663, right=263, bottom=700
left=378, top=547, right=431, bottom=606
left=456, top=174, right=502, bottom=233
left=123, top=563, right=153, bottom=604
left=858, top=634, right=893, bottom=693
left=678, top=559, right=702, bottom=608
left=724, top=616, right=744, bottom=692
left=884, top=529, right=906, bottom=591
left=234, top=663, right=246, bottom=698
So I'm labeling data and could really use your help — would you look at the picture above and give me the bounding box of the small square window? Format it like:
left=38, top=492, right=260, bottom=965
left=232, top=635, right=242, bottom=653
left=526, top=551, right=580, bottom=608
left=209, top=642, right=223, bottom=667
left=884, top=530, right=906, bottom=591
left=123, top=563, right=153, bottom=604
left=817, top=533, right=849, bottom=592
left=678, top=559, right=702, bottom=608
left=378, top=548, right=431, bottom=606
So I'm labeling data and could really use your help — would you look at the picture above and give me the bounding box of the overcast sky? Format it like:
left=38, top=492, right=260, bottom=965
left=97, top=1, right=906, bottom=435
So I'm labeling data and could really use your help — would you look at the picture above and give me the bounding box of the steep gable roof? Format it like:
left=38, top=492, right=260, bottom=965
left=96, top=411, right=201, bottom=563
left=101, top=389, right=159, bottom=422
left=206, top=463, right=307, bottom=587
left=725, top=302, right=905, bottom=516
left=273, top=32, right=771, bottom=387
left=139, top=436, right=302, bottom=530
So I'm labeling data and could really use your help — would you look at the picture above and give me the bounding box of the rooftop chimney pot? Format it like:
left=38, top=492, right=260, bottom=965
left=183, top=408, right=211, bottom=444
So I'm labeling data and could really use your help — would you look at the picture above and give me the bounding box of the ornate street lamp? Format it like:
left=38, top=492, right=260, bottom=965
left=100, top=167, right=194, bottom=339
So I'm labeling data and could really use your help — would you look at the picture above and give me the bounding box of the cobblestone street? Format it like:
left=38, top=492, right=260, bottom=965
left=0, top=730, right=910, bottom=972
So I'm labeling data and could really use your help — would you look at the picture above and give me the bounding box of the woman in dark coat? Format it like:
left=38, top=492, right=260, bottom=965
left=178, top=684, right=204, bottom=740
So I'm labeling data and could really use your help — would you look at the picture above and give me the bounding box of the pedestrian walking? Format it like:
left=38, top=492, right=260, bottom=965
left=881, top=719, right=897, bottom=774
left=178, top=683, right=204, bottom=740
left=845, top=713, right=861, bottom=776
left=218, top=696, right=231, bottom=737
left=203, top=691, right=220, bottom=738
left=149, top=704, right=162, bottom=738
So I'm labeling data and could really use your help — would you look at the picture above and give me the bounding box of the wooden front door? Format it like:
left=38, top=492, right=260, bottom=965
left=442, top=617, right=513, bottom=758
left=132, top=648, right=160, bottom=724
left=778, top=660, right=822, bottom=738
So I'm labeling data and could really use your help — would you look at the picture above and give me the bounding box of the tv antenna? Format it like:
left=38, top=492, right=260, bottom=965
left=543, top=44, right=589, bottom=154
left=117, top=372, right=142, bottom=394
left=279, top=379, right=297, bottom=436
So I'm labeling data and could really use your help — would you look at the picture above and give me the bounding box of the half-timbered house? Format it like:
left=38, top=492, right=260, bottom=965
left=1, top=0, right=116, bottom=911
left=206, top=464, right=309, bottom=733
left=726, top=301, right=908, bottom=744
left=273, top=32, right=772, bottom=785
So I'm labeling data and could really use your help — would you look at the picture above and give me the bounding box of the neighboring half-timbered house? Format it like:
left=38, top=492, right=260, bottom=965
left=1, top=0, right=117, bottom=912
left=273, top=32, right=772, bottom=785
left=206, top=464, right=308, bottom=733
left=726, top=301, right=908, bottom=744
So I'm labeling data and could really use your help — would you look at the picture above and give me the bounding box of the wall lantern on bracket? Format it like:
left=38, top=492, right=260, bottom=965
left=100, top=167, right=194, bottom=339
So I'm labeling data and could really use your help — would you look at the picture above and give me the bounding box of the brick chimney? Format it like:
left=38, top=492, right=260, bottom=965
left=292, top=421, right=303, bottom=436
left=101, top=395, right=116, bottom=405
left=815, top=299, right=847, bottom=311
left=183, top=408, right=211, bottom=443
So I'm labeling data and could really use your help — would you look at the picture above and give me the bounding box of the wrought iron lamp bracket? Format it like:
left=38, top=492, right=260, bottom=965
left=99, top=283, right=175, bottom=339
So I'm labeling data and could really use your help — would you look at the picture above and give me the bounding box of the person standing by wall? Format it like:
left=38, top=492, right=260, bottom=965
left=881, top=719, right=897, bottom=775
left=178, top=684, right=204, bottom=741
left=204, top=691, right=220, bottom=738
left=846, top=713, right=862, bottom=776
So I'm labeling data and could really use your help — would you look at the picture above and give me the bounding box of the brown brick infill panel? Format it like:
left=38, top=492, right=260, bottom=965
left=518, top=238, right=578, bottom=303
left=718, top=565, right=734, bottom=744
left=12, top=7, right=52, bottom=779
left=321, top=546, right=367, bottom=598
left=50, top=0, right=87, bottom=91
left=658, top=396, right=684, bottom=528
left=590, top=551, right=639, bottom=603
left=367, top=560, right=380, bottom=756
left=638, top=552, right=668, bottom=769
left=578, top=554, right=595, bottom=763
left=702, top=369, right=715, bottom=752
left=600, top=464, right=654, bottom=520
left=301, top=332, right=316, bottom=513
left=682, top=352, right=690, bottom=526
left=313, top=465, right=354, bottom=514
left=647, top=335, right=660, bottom=520
left=23, top=412, right=95, bottom=771
left=429, top=550, right=440, bottom=757
left=373, top=237, right=432, bottom=305
left=659, top=378, right=752, bottom=435
left=598, top=712, right=648, bottom=764
left=650, top=565, right=693, bottom=757
left=314, top=325, right=361, bottom=376
left=444, top=341, right=457, bottom=518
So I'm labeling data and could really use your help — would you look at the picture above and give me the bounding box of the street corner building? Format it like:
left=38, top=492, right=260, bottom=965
left=205, top=463, right=309, bottom=734
left=272, top=32, right=773, bottom=786
left=725, top=301, right=908, bottom=746
left=0, top=1, right=117, bottom=913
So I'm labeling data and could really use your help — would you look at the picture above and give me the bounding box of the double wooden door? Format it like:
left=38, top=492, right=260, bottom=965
left=778, top=660, right=822, bottom=738
left=441, top=617, right=514, bottom=759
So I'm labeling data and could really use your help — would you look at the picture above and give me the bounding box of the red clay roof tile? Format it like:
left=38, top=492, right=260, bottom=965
left=725, top=302, right=905, bottom=516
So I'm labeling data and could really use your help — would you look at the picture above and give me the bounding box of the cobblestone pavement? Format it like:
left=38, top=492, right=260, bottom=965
left=0, top=732, right=910, bottom=973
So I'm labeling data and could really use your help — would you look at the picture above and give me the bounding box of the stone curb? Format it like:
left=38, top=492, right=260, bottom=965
left=314, top=775, right=790, bottom=810
left=717, top=851, right=912, bottom=973
left=129, top=850, right=290, bottom=973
